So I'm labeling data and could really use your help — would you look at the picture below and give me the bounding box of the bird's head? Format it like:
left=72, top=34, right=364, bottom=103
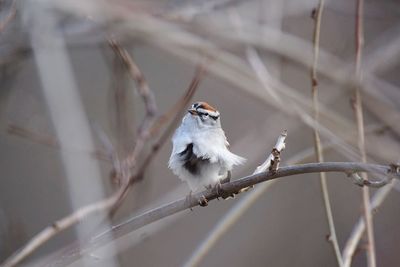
left=186, top=101, right=221, bottom=128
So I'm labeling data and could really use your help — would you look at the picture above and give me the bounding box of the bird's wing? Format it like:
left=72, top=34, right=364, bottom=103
left=179, top=143, right=210, bottom=175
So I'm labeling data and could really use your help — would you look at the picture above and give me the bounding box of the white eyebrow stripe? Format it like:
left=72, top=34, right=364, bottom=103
left=197, top=108, right=220, bottom=117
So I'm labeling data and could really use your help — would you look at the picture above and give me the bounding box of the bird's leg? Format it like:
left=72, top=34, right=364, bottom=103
left=214, top=181, right=235, bottom=199
left=215, top=171, right=235, bottom=199
left=205, top=184, right=219, bottom=200
left=220, top=170, right=231, bottom=184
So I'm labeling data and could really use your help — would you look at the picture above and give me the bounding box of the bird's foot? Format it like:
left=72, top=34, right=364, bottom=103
left=198, top=195, right=208, bottom=207
left=214, top=182, right=235, bottom=199
left=219, top=170, right=232, bottom=184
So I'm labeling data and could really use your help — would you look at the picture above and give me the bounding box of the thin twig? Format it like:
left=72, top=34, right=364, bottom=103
left=310, top=1, right=343, bottom=266
left=352, top=1, right=376, bottom=266
left=253, top=130, right=287, bottom=174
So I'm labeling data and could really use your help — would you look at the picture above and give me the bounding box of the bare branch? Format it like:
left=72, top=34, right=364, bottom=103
left=310, top=1, right=343, bottom=266
left=352, top=1, right=376, bottom=266
left=108, top=39, right=158, bottom=170
left=60, top=161, right=398, bottom=267
left=106, top=39, right=159, bottom=215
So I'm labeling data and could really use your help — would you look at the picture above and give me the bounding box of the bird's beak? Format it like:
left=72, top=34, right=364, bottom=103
left=188, top=108, right=198, bottom=115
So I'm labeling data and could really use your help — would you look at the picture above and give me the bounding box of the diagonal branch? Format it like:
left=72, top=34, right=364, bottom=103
left=63, top=161, right=399, bottom=267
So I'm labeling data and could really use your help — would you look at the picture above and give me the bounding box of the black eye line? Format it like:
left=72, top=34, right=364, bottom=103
left=197, top=110, right=218, bottom=120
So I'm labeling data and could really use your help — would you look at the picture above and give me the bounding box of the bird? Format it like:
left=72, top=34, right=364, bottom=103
left=168, top=101, right=246, bottom=206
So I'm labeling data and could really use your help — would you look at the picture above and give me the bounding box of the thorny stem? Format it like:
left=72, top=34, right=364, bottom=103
left=353, top=0, right=376, bottom=267
left=310, top=1, right=343, bottom=266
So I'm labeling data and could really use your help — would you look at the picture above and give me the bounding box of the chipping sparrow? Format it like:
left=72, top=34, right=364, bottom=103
left=168, top=102, right=245, bottom=204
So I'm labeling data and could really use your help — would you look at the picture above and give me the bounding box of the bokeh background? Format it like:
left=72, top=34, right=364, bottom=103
left=0, top=0, right=399, bottom=266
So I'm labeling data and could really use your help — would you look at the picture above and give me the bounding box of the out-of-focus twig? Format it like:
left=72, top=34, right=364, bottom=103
left=0, top=0, right=16, bottom=33
left=135, top=65, right=206, bottom=178
left=7, top=124, right=110, bottom=161
left=342, top=180, right=396, bottom=267
left=108, top=39, right=157, bottom=170
left=148, top=65, right=205, bottom=138
left=0, top=194, right=119, bottom=267
left=352, top=1, right=376, bottom=266
left=7, top=124, right=58, bottom=147
left=107, top=39, right=159, bottom=216
left=310, top=1, right=343, bottom=266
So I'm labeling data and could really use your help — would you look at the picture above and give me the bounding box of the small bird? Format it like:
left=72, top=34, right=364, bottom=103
left=168, top=101, right=245, bottom=205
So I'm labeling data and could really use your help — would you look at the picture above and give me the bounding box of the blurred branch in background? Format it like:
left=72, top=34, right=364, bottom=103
left=0, top=0, right=16, bottom=33
left=343, top=179, right=397, bottom=267
left=7, top=124, right=111, bottom=161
